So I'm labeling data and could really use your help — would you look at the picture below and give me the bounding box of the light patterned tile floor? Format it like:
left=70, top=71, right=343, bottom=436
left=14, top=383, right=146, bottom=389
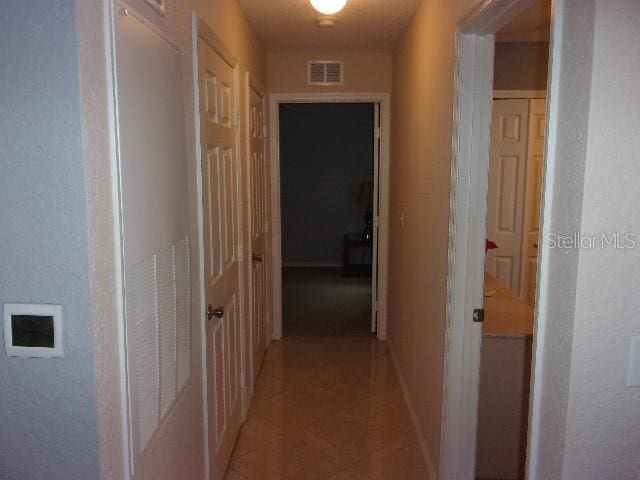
left=224, top=337, right=428, bottom=480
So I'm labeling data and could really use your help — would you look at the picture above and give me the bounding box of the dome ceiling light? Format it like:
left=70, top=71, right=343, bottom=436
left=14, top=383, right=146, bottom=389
left=309, top=0, right=347, bottom=15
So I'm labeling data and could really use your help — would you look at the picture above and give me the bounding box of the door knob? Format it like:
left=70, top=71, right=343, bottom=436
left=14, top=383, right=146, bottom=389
left=207, top=304, right=224, bottom=320
left=252, top=253, right=263, bottom=263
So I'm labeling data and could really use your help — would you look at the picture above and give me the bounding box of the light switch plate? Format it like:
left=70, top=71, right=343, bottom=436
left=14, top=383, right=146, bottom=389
left=627, top=336, right=640, bottom=387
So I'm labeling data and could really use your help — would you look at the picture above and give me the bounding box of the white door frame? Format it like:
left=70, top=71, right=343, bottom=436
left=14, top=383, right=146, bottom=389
left=440, top=1, right=559, bottom=479
left=269, top=92, right=391, bottom=341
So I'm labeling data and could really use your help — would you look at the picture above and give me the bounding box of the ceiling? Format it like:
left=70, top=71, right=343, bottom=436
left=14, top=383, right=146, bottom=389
left=496, top=0, right=552, bottom=43
left=237, top=0, right=422, bottom=52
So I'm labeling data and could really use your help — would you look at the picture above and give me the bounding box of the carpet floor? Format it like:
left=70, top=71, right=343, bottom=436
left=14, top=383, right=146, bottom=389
left=282, top=267, right=373, bottom=337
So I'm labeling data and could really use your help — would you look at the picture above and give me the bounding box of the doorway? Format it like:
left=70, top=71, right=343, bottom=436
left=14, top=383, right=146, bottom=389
left=441, top=0, right=555, bottom=479
left=478, top=93, right=546, bottom=480
left=270, top=93, right=390, bottom=342
left=279, top=102, right=376, bottom=337
left=477, top=9, right=550, bottom=476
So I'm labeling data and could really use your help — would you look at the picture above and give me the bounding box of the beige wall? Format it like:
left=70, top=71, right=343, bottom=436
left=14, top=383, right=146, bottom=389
left=267, top=52, right=392, bottom=93
left=121, top=0, right=266, bottom=83
left=494, top=42, right=549, bottom=91
left=388, top=0, right=473, bottom=476
left=198, top=0, right=267, bottom=83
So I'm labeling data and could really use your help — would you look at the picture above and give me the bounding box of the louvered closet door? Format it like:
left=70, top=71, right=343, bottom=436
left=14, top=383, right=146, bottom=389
left=198, top=36, right=242, bottom=480
left=248, top=83, right=268, bottom=381
left=485, top=99, right=529, bottom=294
left=115, top=8, right=193, bottom=473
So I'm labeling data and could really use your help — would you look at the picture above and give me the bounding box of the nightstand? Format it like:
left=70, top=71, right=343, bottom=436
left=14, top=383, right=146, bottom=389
left=343, top=234, right=373, bottom=277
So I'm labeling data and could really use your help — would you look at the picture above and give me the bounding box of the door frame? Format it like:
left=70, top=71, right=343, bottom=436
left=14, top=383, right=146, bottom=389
left=269, top=92, right=391, bottom=341
left=440, top=1, right=560, bottom=479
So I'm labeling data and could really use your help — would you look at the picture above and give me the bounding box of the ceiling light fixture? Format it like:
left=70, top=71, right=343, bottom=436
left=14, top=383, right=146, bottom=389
left=309, top=0, right=347, bottom=15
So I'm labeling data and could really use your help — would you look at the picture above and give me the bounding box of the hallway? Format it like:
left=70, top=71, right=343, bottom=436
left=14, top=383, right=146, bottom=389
left=225, top=337, right=427, bottom=479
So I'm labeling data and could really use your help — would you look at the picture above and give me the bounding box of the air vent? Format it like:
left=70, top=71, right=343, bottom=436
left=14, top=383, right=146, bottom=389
left=308, top=61, right=344, bottom=85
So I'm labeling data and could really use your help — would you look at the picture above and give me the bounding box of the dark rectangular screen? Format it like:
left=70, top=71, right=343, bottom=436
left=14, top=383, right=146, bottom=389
left=11, top=315, right=55, bottom=348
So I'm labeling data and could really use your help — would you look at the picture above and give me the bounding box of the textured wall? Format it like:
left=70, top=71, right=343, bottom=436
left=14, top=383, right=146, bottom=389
left=527, top=0, right=594, bottom=477
left=493, top=42, right=549, bottom=91
left=529, top=1, right=640, bottom=478
left=268, top=52, right=392, bottom=93
left=389, top=0, right=473, bottom=476
left=562, top=1, right=640, bottom=477
left=280, top=103, right=374, bottom=265
left=0, top=1, right=99, bottom=479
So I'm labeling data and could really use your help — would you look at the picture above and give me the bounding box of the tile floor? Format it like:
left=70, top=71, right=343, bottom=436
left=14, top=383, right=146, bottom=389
left=225, top=337, right=428, bottom=479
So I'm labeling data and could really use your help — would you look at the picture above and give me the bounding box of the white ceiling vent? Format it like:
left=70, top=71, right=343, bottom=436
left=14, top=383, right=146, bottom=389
left=308, top=61, right=344, bottom=86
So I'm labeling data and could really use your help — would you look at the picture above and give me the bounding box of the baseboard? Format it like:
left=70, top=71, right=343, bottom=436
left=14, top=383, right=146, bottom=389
left=387, top=340, right=438, bottom=480
left=282, top=261, right=343, bottom=268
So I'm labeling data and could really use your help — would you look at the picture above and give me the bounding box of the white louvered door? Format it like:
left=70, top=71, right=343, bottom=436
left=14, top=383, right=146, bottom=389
left=485, top=99, right=529, bottom=294
left=247, top=82, right=269, bottom=381
left=198, top=34, right=242, bottom=480
left=116, top=7, right=192, bottom=474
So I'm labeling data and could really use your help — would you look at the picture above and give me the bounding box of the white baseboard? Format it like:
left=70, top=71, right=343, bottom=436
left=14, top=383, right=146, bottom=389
left=282, top=261, right=343, bottom=268
left=387, top=340, right=438, bottom=480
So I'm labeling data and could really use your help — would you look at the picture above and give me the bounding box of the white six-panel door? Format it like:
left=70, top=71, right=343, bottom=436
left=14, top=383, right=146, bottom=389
left=485, top=99, right=529, bottom=293
left=520, top=99, right=546, bottom=305
left=247, top=80, right=269, bottom=382
left=198, top=33, right=243, bottom=480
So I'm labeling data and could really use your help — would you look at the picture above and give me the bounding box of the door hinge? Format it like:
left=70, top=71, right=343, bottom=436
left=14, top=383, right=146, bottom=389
left=473, top=308, right=484, bottom=323
left=264, top=220, right=269, bottom=233
left=373, top=216, right=380, bottom=228
left=240, top=372, right=248, bottom=389
left=237, top=245, right=244, bottom=260
left=234, top=110, right=240, bottom=127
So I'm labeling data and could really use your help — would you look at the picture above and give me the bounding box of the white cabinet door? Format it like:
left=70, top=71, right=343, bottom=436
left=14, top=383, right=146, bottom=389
left=485, top=99, right=529, bottom=293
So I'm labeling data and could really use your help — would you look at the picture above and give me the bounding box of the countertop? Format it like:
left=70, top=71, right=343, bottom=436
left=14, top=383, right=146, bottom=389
left=482, top=274, right=534, bottom=338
